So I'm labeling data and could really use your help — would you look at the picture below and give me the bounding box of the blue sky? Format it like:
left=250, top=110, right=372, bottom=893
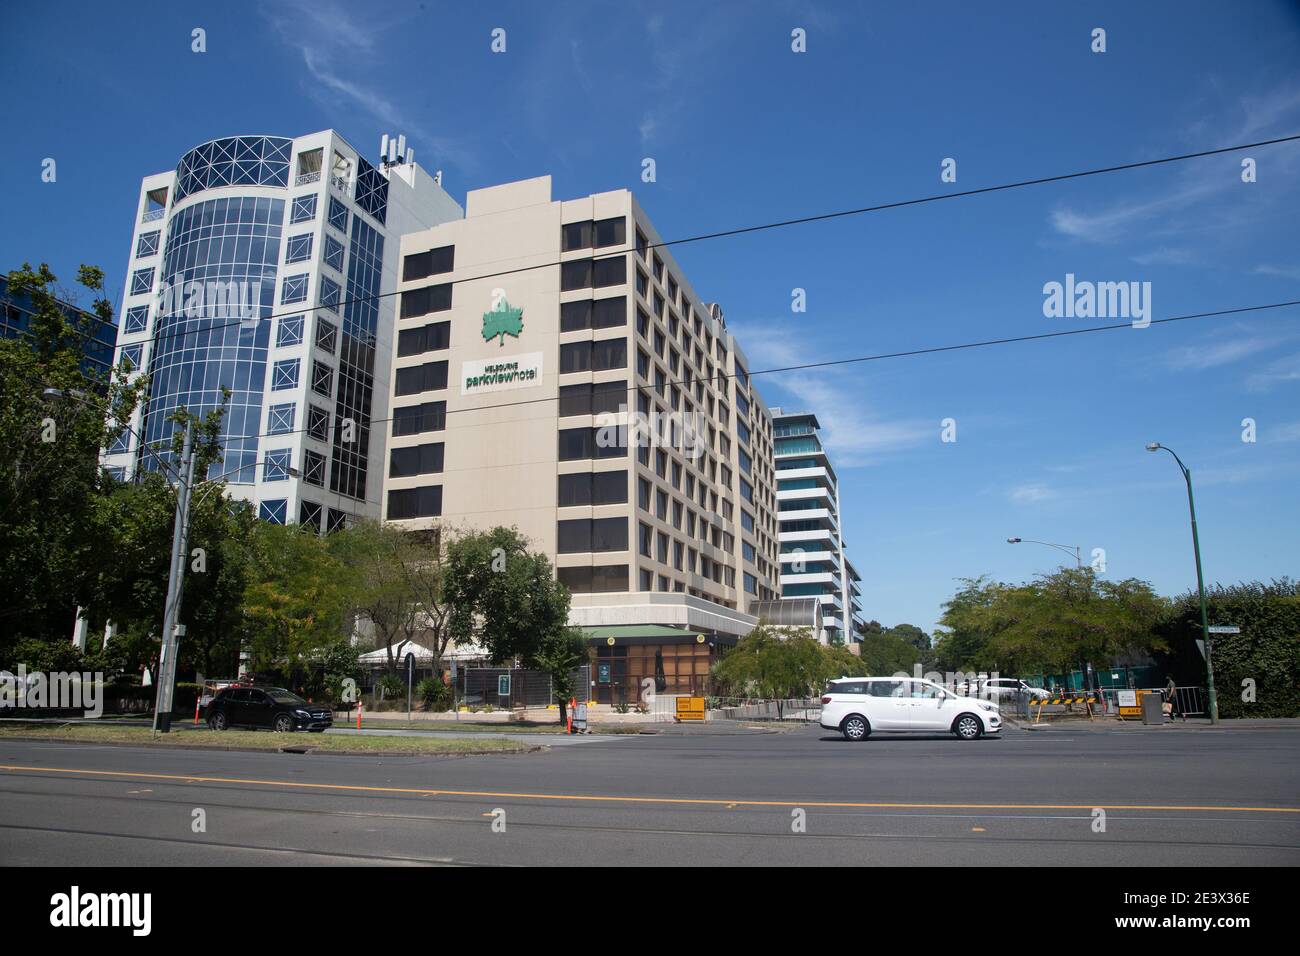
left=2, top=0, right=1298, bottom=635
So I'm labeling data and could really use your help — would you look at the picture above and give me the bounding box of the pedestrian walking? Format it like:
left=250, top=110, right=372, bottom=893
left=1163, top=675, right=1179, bottom=722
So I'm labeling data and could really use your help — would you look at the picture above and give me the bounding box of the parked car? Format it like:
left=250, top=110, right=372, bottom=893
left=820, top=676, right=1001, bottom=741
left=206, top=686, right=332, bottom=733
left=977, top=678, right=1052, bottom=701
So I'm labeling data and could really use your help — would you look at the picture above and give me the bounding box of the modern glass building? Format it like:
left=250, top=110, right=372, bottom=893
left=103, top=131, right=463, bottom=527
left=1, top=273, right=118, bottom=384
left=771, top=409, right=863, bottom=643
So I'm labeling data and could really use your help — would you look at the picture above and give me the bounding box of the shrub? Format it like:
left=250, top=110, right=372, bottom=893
left=417, top=676, right=452, bottom=711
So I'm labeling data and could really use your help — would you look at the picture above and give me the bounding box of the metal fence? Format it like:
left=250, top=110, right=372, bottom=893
left=710, top=697, right=822, bottom=722
left=458, top=666, right=590, bottom=710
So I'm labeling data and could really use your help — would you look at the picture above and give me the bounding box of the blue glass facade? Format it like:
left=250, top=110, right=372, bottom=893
left=0, top=274, right=118, bottom=384
left=330, top=215, right=384, bottom=500
left=141, top=195, right=283, bottom=480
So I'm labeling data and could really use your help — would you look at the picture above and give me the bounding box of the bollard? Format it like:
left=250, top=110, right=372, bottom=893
left=194, top=696, right=202, bottom=726
left=356, top=699, right=362, bottom=730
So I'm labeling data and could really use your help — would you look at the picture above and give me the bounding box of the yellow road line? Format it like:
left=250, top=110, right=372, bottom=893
left=2, top=764, right=1297, bottom=814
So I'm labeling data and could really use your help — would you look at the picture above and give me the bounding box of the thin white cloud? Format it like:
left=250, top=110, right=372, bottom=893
left=1164, top=333, right=1285, bottom=371
left=735, top=323, right=931, bottom=467
left=1253, top=263, right=1300, bottom=280
left=1246, top=352, right=1300, bottom=391
left=262, top=0, right=476, bottom=172
left=1008, top=483, right=1057, bottom=504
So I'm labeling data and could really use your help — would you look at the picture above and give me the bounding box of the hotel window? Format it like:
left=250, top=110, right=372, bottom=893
left=639, top=569, right=653, bottom=591
left=652, top=255, right=663, bottom=282
left=271, top=359, right=299, bottom=390
left=400, top=283, right=452, bottom=318
left=741, top=509, right=755, bottom=532
left=397, top=320, right=451, bottom=357
left=559, top=381, right=625, bottom=417
left=324, top=235, right=345, bottom=272
left=637, top=477, right=651, bottom=510
left=392, top=401, right=446, bottom=436
left=307, top=404, right=331, bottom=442
left=260, top=499, right=288, bottom=524
left=557, top=564, right=628, bottom=594
left=656, top=533, right=668, bottom=563
left=277, top=315, right=303, bottom=347
left=130, top=268, right=154, bottom=296
left=557, top=517, right=627, bottom=554
left=389, top=442, right=445, bottom=478
left=655, top=489, right=667, bottom=520
left=302, top=449, right=326, bottom=486
left=394, top=361, right=448, bottom=396
left=290, top=194, right=317, bottom=223
left=315, top=318, right=338, bottom=354
left=286, top=234, right=313, bottom=263
left=402, top=245, right=454, bottom=281
left=311, top=360, right=334, bottom=397
left=267, top=402, right=296, bottom=435
left=123, top=306, right=149, bottom=334
left=387, top=485, right=443, bottom=520
left=635, top=229, right=648, bottom=259
left=740, top=478, right=753, bottom=503
left=263, top=448, right=291, bottom=482
left=136, top=231, right=160, bottom=258
left=327, top=196, right=349, bottom=233
left=558, top=427, right=625, bottom=461
left=562, top=217, right=626, bottom=251
left=558, top=470, right=628, bottom=507
left=561, top=256, right=627, bottom=291
left=561, top=295, right=627, bottom=332
left=560, top=338, right=627, bottom=374
left=738, top=448, right=752, bottom=476
left=639, top=522, right=653, bottom=557
left=673, top=541, right=684, bottom=571
left=281, top=274, right=307, bottom=304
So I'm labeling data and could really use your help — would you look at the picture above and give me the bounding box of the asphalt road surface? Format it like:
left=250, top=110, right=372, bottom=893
left=2, top=724, right=1296, bottom=866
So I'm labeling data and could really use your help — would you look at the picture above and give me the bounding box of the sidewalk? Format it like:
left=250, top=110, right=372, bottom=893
left=1006, top=715, right=1300, bottom=731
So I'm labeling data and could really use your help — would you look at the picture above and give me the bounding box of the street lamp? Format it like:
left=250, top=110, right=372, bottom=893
left=1146, top=442, right=1218, bottom=723
left=1006, top=537, right=1082, bottom=568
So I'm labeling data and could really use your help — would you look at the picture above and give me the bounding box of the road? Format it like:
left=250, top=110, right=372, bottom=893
left=1, top=723, right=1297, bottom=866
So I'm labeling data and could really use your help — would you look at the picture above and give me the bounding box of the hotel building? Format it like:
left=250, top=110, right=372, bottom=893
left=101, top=130, right=462, bottom=528
left=383, top=176, right=783, bottom=698
left=771, top=409, right=863, bottom=643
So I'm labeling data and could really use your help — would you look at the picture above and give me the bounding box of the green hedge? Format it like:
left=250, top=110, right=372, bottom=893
left=1156, top=579, right=1300, bottom=718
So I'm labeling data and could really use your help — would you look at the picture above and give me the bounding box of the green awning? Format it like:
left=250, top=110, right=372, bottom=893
left=578, top=625, right=703, bottom=641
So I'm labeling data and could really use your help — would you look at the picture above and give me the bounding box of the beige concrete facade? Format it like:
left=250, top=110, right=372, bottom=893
left=384, top=176, right=780, bottom=638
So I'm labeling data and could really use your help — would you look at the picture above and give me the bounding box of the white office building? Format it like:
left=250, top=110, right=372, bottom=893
left=771, top=409, right=862, bottom=643
left=102, top=130, right=462, bottom=528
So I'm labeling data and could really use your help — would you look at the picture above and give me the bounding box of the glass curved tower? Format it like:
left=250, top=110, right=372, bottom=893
left=104, top=130, right=463, bottom=527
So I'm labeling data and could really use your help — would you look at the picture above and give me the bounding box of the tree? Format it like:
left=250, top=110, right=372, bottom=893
left=711, top=625, right=854, bottom=716
left=932, top=570, right=1167, bottom=678
left=532, top=628, right=590, bottom=725
left=0, top=263, right=145, bottom=655
left=444, top=527, right=571, bottom=665
left=330, top=520, right=421, bottom=675
left=241, top=523, right=355, bottom=672
left=1156, top=579, right=1300, bottom=718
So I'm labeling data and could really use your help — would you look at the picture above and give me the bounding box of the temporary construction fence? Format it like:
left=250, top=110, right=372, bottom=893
left=456, top=666, right=591, bottom=711
left=710, top=697, right=822, bottom=722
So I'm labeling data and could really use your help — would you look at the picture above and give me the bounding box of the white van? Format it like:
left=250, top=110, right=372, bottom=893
left=820, top=676, right=1002, bottom=741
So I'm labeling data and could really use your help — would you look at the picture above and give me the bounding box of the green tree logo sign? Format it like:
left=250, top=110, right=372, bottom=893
left=482, top=295, right=523, bottom=346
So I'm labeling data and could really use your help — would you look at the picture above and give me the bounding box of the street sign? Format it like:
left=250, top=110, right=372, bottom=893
left=675, top=696, right=706, bottom=721
left=1207, top=625, right=1240, bottom=634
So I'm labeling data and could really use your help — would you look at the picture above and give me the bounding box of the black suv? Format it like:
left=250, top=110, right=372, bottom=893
left=206, top=686, right=332, bottom=733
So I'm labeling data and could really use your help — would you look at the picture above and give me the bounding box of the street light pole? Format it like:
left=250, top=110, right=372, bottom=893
left=1006, top=537, right=1083, bottom=568
left=1146, top=443, right=1219, bottom=724
left=152, top=421, right=197, bottom=734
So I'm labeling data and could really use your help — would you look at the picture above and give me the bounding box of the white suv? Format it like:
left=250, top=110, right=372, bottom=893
left=820, top=677, right=1002, bottom=741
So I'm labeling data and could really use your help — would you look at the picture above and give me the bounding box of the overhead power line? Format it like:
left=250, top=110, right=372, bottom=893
left=131, top=132, right=1300, bottom=352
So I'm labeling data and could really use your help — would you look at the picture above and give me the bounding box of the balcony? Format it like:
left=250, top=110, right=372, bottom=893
left=295, top=171, right=322, bottom=187
left=141, top=207, right=165, bottom=223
